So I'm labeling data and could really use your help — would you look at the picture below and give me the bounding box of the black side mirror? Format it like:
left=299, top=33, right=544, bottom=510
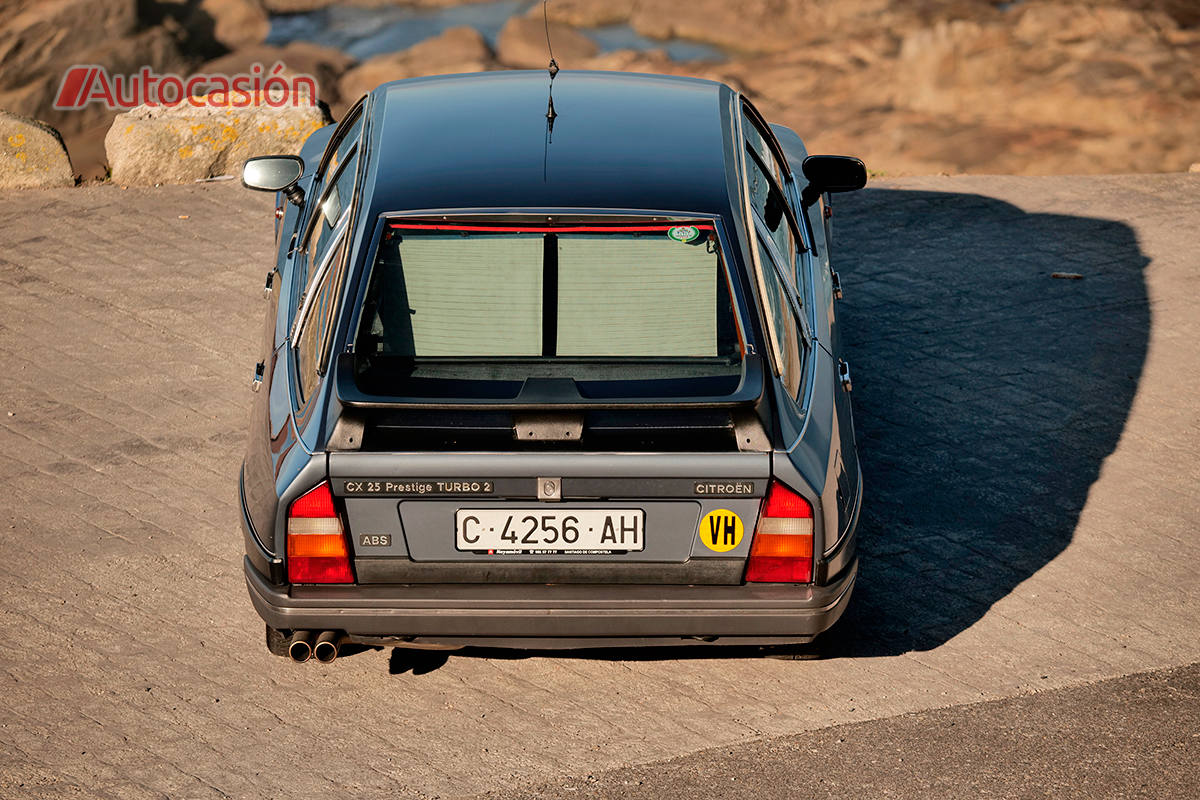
left=243, top=155, right=305, bottom=205
left=800, top=155, right=867, bottom=207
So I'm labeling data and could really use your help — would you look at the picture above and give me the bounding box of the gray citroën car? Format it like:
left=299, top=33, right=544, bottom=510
left=239, top=70, right=866, bottom=662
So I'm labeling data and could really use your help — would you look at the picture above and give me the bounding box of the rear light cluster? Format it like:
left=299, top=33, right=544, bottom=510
left=287, top=482, right=355, bottom=584
left=745, top=481, right=814, bottom=583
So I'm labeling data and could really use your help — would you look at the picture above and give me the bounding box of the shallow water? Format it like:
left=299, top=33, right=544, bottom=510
left=266, top=1, right=725, bottom=63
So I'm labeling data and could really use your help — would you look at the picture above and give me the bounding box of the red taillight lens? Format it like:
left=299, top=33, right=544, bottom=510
left=287, top=482, right=354, bottom=584
left=745, top=481, right=814, bottom=583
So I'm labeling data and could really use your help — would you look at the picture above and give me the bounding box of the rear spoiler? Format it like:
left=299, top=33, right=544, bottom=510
left=333, top=352, right=766, bottom=412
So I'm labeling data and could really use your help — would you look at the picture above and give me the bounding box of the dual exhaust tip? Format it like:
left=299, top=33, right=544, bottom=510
left=288, top=630, right=341, bottom=663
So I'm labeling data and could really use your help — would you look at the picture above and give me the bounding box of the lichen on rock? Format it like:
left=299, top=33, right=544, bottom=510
left=0, top=110, right=75, bottom=189
left=104, top=90, right=332, bottom=185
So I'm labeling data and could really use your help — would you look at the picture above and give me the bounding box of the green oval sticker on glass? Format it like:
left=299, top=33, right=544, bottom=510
left=667, top=225, right=701, bottom=243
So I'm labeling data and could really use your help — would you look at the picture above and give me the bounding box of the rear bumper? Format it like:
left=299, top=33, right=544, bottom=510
left=243, top=555, right=856, bottom=647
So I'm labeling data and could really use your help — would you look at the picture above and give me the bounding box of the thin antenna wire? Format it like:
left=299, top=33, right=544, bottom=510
left=543, top=0, right=558, bottom=75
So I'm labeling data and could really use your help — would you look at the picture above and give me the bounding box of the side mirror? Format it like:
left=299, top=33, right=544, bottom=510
left=243, top=155, right=305, bottom=205
left=800, top=155, right=867, bottom=207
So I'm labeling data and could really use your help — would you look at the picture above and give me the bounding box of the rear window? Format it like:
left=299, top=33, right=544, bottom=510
left=353, top=220, right=746, bottom=401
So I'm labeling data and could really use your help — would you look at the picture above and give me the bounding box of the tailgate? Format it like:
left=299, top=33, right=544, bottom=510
left=329, top=452, right=769, bottom=585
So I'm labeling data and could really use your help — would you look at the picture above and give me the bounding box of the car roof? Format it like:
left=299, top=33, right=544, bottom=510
left=359, top=70, right=739, bottom=220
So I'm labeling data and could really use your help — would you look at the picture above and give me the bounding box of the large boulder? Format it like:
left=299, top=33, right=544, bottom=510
left=0, top=0, right=138, bottom=96
left=495, top=16, right=597, bottom=69
left=105, top=92, right=331, bottom=184
left=338, top=26, right=493, bottom=101
left=0, top=111, right=74, bottom=189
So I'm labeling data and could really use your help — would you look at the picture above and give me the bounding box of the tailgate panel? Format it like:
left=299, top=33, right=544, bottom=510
left=329, top=452, right=769, bottom=584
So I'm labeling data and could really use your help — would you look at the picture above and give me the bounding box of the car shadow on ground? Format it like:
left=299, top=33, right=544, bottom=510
left=371, top=186, right=1150, bottom=672
left=830, top=188, right=1149, bottom=657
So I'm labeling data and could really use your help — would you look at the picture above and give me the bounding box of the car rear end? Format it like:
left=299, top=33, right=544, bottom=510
left=243, top=215, right=856, bottom=657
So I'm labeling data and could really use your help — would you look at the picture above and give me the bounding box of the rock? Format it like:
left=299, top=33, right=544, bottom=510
left=259, top=0, right=331, bottom=9
left=0, top=0, right=137, bottom=96
left=202, top=42, right=356, bottom=108
left=1012, top=3, right=1177, bottom=45
left=196, top=0, right=271, bottom=51
left=1189, top=162, right=1200, bottom=172
left=105, top=91, right=331, bottom=185
left=147, top=0, right=271, bottom=54
left=338, top=26, right=493, bottom=101
left=0, top=111, right=75, bottom=188
left=1089, top=0, right=1200, bottom=29
left=539, top=0, right=637, bottom=28
left=260, top=0, right=489, bottom=10
left=495, top=16, right=597, bottom=70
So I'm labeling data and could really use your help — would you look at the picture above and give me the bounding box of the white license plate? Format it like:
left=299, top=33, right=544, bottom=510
left=455, top=509, right=645, bottom=553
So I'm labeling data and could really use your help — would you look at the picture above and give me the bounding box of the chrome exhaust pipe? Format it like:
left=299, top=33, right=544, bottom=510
left=313, top=630, right=341, bottom=663
left=288, top=630, right=313, bottom=663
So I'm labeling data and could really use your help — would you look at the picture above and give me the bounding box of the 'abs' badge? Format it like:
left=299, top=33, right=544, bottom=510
left=698, top=509, right=744, bottom=552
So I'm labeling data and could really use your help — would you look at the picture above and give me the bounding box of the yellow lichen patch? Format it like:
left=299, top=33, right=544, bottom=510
left=178, top=145, right=194, bottom=159
left=7, top=133, right=25, bottom=148
left=15, top=151, right=27, bottom=163
left=190, top=123, right=206, bottom=135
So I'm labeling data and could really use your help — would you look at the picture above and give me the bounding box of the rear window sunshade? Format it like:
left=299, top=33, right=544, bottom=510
left=348, top=218, right=760, bottom=407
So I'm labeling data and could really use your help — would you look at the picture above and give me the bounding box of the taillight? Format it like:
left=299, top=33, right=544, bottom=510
left=745, top=481, right=814, bottom=583
left=287, top=481, right=354, bottom=584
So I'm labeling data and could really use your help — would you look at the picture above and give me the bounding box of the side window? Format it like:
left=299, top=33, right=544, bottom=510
left=755, top=240, right=802, bottom=399
left=295, top=104, right=364, bottom=298
left=804, top=196, right=827, bottom=258
left=295, top=236, right=348, bottom=402
left=745, top=146, right=797, bottom=281
left=325, top=112, right=363, bottom=179
left=306, top=108, right=363, bottom=214
left=314, top=152, right=358, bottom=262
left=299, top=147, right=359, bottom=302
left=741, top=105, right=804, bottom=298
left=743, top=116, right=785, bottom=187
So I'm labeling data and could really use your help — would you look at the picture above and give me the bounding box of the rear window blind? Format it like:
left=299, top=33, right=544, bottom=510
left=555, top=235, right=717, bottom=357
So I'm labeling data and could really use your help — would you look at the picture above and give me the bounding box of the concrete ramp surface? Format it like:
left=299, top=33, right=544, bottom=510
left=0, top=174, right=1196, bottom=798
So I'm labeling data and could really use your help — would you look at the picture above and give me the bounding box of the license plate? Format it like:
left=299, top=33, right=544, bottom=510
left=455, top=509, right=645, bottom=553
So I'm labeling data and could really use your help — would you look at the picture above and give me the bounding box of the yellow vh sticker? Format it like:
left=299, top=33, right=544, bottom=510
left=698, top=509, right=744, bottom=552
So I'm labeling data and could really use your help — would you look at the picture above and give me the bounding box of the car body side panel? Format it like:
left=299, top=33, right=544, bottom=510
left=775, top=345, right=841, bottom=557
left=768, top=121, right=862, bottom=556
left=248, top=446, right=327, bottom=583
left=241, top=346, right=283, bottom=555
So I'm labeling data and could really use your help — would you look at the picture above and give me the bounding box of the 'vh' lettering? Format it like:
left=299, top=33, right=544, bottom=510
left=709, top=514, right=736, bottom=546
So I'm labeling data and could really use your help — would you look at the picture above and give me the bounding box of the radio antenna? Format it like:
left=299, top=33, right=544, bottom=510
left=542, top=0, right=558, bottom=182
left=544, top=0, right=559, bottom=80
left=544, top=0, right=559, bottom=128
